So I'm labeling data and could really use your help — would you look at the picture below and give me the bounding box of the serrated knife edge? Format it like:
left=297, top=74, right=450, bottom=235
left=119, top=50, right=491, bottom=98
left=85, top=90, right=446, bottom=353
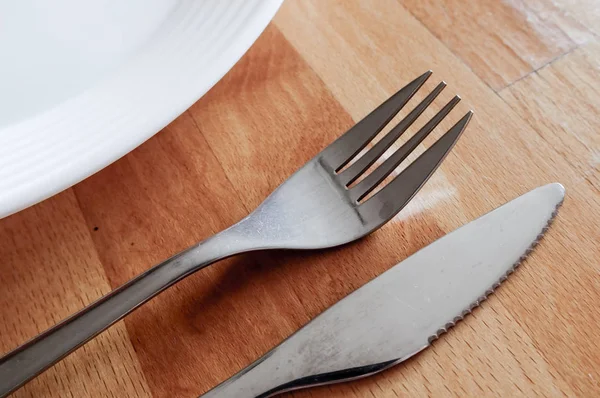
left=428, top=191, right=564, bottom=344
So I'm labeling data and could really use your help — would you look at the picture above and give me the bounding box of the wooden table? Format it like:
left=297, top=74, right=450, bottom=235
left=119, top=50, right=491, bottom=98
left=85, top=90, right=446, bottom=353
left=2, top=1, right=599, bottom=396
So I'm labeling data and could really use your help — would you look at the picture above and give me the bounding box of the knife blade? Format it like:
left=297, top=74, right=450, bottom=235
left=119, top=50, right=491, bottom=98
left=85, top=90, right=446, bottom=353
left=201, top=183, right=565, bottom=398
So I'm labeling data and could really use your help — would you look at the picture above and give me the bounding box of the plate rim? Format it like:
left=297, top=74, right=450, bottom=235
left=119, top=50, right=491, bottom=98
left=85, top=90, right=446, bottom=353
left=0, top=0, right=284, bottom=219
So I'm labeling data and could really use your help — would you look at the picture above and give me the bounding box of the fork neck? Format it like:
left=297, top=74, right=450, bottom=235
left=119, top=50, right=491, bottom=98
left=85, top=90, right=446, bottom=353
left=179, top=223, right=263, bottom=272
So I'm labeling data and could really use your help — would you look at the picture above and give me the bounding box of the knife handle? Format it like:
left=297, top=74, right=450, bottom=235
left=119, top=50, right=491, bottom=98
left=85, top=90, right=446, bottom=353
left=200, top=329, right=401, bottom=398
left=0, top=230, right=252, bottom=397
left=201, top=355, right=399, bottom=398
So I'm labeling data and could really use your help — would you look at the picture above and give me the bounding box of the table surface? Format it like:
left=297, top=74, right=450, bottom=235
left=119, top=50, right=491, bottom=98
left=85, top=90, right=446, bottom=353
left=2, top=0, right=599, bottom=397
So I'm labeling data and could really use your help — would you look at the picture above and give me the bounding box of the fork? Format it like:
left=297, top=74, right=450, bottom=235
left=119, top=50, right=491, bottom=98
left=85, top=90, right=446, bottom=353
left=0, top=71, right=472, bottom=397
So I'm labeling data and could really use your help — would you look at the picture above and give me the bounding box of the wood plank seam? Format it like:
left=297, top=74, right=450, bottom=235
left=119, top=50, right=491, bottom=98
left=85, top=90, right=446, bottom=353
left=185, top=109, right=254, bottom=216
left=397, top=3, right=500, bottom=95
left=401, top=0, right=593, bottom=92
left=496, top=49, right=599, bottom=193
left=70, top=187, right=154, bottom=398
left=69, top=189, right=155, bottom=398
left=500, top=47, right=581, bottom=92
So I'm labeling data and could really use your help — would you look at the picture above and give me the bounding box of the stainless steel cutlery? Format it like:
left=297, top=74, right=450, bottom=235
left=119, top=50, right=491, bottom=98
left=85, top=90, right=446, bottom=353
left=201, top=183, right=564, bottom=398
left=0, top=71, right=472, bottom=396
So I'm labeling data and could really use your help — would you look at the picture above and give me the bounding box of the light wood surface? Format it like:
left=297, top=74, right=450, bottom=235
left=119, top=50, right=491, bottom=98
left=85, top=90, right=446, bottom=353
left=1, top=0, right=599, bottom=396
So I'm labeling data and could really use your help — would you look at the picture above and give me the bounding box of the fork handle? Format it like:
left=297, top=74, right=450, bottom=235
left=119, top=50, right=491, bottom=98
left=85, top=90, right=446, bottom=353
left=0, top=232, right=247, bottom=397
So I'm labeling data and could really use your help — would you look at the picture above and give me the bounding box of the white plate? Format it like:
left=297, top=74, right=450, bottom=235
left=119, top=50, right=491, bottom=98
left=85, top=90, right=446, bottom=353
left=0, top=0, right=283, bottom=218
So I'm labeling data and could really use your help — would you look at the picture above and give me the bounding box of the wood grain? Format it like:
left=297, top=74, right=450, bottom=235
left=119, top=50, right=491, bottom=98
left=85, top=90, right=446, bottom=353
left=0, top=190, right=151, bottom=397
left=1, top=0, right=600, bottom=397
left=498, top=42, right=600, bottom=394
left=499, top=41, right=600, bottom=187
left=549, top=0, right=600, bottom=37
left=402, top=0, right=593, bottom=90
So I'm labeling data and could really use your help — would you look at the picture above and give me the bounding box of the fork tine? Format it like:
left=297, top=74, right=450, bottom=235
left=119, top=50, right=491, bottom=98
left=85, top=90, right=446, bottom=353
left=349, top=95, right=462, bottom=202
left=338, top=81, right=447, bottom=186
left=321, top=71, right=432, bottom=171
left=359, top=111, right=473, bottom=221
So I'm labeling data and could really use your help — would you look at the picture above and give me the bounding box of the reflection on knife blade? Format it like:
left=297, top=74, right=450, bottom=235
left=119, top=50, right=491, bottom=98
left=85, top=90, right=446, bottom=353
left=201, top=183, right=565, bottom=398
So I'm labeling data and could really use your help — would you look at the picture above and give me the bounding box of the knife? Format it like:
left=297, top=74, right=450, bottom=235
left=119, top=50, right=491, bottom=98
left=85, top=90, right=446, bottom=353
left=200, top=183, right=565, bottom=398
